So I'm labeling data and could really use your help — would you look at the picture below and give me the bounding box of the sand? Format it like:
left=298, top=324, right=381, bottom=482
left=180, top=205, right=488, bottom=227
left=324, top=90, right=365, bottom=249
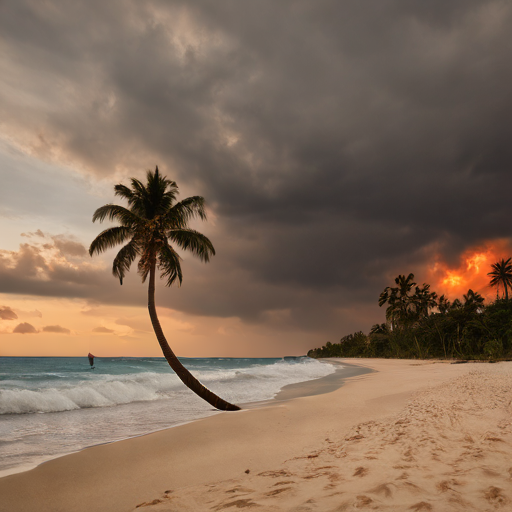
left=1, top=358, right=511, bottom=512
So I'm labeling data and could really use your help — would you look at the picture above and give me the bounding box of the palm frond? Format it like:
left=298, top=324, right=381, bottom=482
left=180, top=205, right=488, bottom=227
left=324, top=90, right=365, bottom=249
left=114, top=184, right=136, bottom=204
left=158, top=242, right=183, bottom=286
left=149, top=166, right=178, bottom=194
left=146, top=166, right=179, bottom=217
left=89, top=226, right=133, bottom=256
left=166, top=196, right=207, bottom=228
left=130, top=177, right=146, bottom=196
left=168, top=228, right=215, bottom=262
left=92, top=204, right=140, bottom=226
left=126, top=178, right=149, bottom=218
left=112, top=239, right=139, bottom=284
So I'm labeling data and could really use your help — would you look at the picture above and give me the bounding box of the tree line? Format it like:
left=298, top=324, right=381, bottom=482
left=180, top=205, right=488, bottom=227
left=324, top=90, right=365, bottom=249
left=308, top=258, right=512, bottom=360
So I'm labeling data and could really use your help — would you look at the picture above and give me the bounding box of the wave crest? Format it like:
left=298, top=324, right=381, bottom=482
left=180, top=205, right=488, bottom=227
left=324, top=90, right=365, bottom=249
left=0, top=359, right=336, bottom=415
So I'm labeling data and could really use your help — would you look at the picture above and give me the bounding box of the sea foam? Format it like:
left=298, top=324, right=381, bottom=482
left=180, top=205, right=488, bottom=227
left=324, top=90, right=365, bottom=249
left=0, top=358, right=335, bottom=415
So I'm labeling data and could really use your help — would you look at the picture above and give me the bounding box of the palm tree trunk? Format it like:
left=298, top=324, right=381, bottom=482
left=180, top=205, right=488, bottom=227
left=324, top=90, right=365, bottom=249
left=147, top=262, right=240, bottom=411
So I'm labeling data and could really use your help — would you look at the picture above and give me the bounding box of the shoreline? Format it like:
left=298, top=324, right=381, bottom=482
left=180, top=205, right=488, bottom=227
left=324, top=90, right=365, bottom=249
left=2, top=358, right=511, bottom=512
left=0, top=358, right=360, bottom=479
left=273, top=359, right=374, bottom=402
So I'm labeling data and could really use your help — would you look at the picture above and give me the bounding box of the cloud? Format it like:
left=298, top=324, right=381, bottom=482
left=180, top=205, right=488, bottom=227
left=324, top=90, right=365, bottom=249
left=92, top=326, right=114, bottom=333
left=52, top=235, right=87, bottom=257
left=21, top=230, right=45, bottom=238
left=13, top=322, right=38, bottom=334
left=42, top=325, right=71, bottom=334
left=1, top=1, right=512, bottom=340
left=0, top=306, right=18, bottom=320
left=16, top=309, right=43, bottom=319
left=0, top=232, right=129, bottom=303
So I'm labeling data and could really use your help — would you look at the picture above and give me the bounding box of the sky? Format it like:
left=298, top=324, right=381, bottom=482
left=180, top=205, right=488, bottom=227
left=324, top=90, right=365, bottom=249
left=1, top=0, right=511, bottom=357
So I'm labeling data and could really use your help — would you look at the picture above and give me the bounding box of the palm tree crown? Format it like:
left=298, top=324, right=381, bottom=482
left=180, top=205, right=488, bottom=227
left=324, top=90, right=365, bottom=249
left=378, top=273, right=417, bottom=329
left=488, top=258, right=512, bottom=301
left=462, top=288, right=485, bottom=313
left=89, top=167, right=214, bottom=286
left=90, top=167, right=240, bottom=411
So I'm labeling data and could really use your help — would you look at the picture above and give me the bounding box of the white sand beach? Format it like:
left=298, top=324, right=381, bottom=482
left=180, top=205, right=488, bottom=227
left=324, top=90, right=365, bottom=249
left=1, top=358, right=511, bottom=512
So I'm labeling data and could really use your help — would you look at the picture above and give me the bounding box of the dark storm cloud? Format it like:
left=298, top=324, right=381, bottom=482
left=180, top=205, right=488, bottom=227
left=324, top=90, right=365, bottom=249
left=1, top=1, right=512, bottom=337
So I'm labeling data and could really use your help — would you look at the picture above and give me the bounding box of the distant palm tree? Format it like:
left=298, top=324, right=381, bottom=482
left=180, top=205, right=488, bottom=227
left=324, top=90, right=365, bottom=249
left=89, top=167, right=240, bottom=411
left=488, top=258, right=512, bottom=300
left=437, top=294, right=451, bottom=314
left=369, top=323, right=389, bottom=335
left=463, top=289, right=485, bottom=313
left=379, top=273, right=416, bottom=329
left=412, top=283, right=438, bottom=319
left=450, top=298, right=463, bottom=310
left=379, top=285, right=399, bottom=329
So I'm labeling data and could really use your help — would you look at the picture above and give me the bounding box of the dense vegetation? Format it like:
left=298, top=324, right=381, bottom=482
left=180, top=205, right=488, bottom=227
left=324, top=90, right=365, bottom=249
left=308, top=259, right=512, bottom=360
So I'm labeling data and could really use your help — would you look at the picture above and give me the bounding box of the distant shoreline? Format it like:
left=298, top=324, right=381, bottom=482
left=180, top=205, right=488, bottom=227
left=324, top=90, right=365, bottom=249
left=273, top=359, right=374, bottom=401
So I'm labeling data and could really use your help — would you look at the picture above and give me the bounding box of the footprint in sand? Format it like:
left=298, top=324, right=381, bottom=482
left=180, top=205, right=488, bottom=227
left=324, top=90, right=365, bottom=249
left=401, top=481, right=423, bottom=494
left=135, top=499, right=163, bottom=508
left=258, top=470, right=293, bottom=478
left=225, top=486, right=255, bottom=495
left=408, top=501, right=432, bottom=511
left=353, top=466, right=369, bottom=477
left=368, top=482, right=394, bottom=498
left=484, top=486, right=508, bottom=506
left=272, top=481, right=295, bottom=486
left=265, top=487, right=292, bottom=496
left=355, top=495, right=373, bottom=507
left=436, top=479, right=463, bottom=493
left=214, top=498, right=260, bottom=510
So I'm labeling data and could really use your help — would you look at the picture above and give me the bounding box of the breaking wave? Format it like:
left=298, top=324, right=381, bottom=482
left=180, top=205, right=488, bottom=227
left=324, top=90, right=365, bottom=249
left=0, top=358, right=336, bottom=415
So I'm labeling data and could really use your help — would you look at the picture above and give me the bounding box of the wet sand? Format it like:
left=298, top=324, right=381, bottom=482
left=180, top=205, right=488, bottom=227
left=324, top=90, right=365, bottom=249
left=1, top=359, right=511, bottom=512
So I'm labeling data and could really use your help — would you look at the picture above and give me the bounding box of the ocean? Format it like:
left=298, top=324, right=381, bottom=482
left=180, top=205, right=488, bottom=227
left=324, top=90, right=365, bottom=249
left=0, top=356, right=337, bottom=477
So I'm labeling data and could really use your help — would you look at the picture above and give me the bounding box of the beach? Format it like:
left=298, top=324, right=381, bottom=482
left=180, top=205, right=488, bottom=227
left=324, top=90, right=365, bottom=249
left=1, top=358, right=511, bottom=511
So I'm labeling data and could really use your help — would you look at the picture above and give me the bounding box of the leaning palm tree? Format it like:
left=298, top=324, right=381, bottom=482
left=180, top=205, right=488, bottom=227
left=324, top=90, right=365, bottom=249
left=89, top=167, right=240, bottom=411
left=488, top=258, right=512, bottom=301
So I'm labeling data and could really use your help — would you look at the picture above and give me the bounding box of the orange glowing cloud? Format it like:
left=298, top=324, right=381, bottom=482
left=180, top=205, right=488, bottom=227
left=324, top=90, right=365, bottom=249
left=428, top=239, right=512, bottom=300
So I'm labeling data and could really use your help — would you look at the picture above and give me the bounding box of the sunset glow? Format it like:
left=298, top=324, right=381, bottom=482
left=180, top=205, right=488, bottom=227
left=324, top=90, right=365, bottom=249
left=428, top=239, right=512, bottom=300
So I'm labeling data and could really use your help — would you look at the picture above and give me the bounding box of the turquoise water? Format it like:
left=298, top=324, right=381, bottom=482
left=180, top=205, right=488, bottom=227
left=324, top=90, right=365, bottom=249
left=0, top=356, right=336, bottom=475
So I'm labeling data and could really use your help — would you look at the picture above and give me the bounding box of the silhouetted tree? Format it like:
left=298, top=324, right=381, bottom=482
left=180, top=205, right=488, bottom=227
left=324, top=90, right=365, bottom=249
left=488, top=258, right=512, bottom=300
left=90, top=167, right=240, bottom=411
